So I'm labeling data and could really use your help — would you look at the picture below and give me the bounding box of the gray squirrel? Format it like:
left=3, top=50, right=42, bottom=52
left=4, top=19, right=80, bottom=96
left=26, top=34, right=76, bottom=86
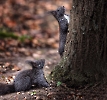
left=50, top=6, right=69, bottom=57
left=0, top=59, right=49, bottom=95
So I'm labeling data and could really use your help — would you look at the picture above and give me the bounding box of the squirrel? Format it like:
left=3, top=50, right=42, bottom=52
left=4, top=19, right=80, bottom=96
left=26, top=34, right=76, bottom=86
left=50, top=6, right=69, bottom=57
left=0, top=59, right=49, bottom=95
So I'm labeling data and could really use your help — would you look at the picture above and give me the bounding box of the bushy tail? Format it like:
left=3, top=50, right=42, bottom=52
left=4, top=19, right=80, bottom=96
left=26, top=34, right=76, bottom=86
left=0, top=83, right=15, bottom=95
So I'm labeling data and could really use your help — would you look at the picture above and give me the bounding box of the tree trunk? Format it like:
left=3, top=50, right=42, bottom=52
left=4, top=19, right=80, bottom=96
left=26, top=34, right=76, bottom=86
left=50, top=0, right=107, bottom=86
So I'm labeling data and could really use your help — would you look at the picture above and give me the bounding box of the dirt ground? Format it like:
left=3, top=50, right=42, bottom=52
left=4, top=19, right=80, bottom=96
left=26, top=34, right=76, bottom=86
left=0, top=48, right=107, bottom=100
left=0, top=0, right=107, bottom=99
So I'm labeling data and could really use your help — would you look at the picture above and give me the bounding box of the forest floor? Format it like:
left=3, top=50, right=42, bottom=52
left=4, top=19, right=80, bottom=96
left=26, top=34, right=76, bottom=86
left=0, top=0, right=107, bottom=100
left=0, top=47, right=107, bottom=100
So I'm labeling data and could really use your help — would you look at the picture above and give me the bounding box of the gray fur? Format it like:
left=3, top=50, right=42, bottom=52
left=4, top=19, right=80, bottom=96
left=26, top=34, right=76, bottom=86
left=0, top=59, right=49, bottom=95
left=50, top=6, right=69, bottom=57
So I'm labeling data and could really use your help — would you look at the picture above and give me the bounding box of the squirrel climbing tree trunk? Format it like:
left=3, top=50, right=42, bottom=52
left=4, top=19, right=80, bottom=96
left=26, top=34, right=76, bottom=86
left=50, top=0, right=107, bottom=86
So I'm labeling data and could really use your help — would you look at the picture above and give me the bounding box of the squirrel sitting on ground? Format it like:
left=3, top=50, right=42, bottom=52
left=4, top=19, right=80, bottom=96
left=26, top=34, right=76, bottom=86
left=0, top=59, right=49, bottom=95
left=50, top=6, right=69, bottom=57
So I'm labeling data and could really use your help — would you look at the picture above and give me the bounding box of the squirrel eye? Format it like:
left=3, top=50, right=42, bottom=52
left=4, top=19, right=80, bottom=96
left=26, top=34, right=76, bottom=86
left=57, top=10, right=59, bottom=11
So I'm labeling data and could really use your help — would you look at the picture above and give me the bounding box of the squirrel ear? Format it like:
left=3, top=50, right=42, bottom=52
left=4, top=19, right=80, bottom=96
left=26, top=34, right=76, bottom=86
left=40, top=59, right=45, bottom=64
left=26, top=60, right=37, bottom=68
left=50, top=11, right=56, bottom=16
left=25, top=60, right=35, bottom=66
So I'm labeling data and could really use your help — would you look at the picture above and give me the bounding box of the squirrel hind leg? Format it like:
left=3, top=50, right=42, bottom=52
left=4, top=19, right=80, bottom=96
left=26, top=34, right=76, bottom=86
left=14, top=76, right=31, bottom=92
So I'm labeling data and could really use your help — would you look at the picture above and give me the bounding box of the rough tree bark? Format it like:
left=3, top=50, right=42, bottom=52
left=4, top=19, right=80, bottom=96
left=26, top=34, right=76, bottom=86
left=50, top=0, right=107, bottom=86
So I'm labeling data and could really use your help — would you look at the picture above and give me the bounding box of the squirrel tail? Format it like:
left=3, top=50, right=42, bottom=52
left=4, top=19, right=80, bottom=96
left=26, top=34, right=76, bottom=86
left=0, top=83, right=15, bottom=95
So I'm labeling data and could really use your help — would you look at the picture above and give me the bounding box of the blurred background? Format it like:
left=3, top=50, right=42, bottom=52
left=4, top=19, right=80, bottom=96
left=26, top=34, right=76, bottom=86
left=0, top=0, right=71, bottom=57
left=0, top=1, right=71, bottom=93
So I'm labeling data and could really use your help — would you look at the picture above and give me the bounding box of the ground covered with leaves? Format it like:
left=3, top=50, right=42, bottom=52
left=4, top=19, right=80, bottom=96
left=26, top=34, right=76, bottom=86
left=0, top=48, right=107, bottom=100
left=0, top=0, right=107, bottom=100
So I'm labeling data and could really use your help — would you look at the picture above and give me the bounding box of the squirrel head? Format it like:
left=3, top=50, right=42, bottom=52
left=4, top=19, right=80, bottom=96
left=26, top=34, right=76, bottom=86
left=50, top=6, right=65, bottom=20
left=26, top=59, right=45, bottom=69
